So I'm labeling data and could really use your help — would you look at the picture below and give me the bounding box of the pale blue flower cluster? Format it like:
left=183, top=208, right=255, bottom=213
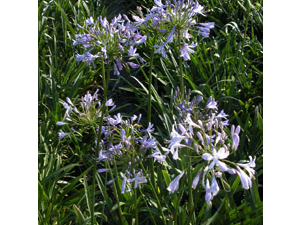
left=73, top=14, right=147, bottom=74
left=132, top=0, right=214, bottom=60
left=163, top=91, right=256, bottom=203
left=57, top=90, right=166, bottom=193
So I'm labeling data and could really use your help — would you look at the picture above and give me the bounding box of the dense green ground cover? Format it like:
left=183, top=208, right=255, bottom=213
left=38, top=0, right=263, bottom=224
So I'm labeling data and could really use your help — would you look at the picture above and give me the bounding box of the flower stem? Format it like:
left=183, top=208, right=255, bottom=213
left=104, top=59, right=112, bottom=115
left=187, top=150, right=196, bottom=224
left=90, top=161, right=97, bottom=225
left=91, top=59, right=107, bottom=225
left=108, top=160, right=126, bottom=225
left=134, top=188, right=139, bottom=225
left=100, top=170, right=108, bottom=225
left=177, top=29, right=184, bottom=99
left=147, top=32, right=158, bottom=124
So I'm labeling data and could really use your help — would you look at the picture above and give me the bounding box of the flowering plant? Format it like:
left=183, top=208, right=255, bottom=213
left=73, top=14, right=146, bottom=73
left=163, top=89, right=256, bottom=205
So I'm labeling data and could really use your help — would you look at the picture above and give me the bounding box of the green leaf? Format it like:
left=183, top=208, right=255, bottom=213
left=73, top=204, right=86, bottom=224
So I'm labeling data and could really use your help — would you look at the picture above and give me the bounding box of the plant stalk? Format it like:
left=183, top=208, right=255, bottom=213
left=134, top=188, right=139, bottom=225
left=177, top=28, right=184, bottom=99
left=147, top=32, right=158, bottom=124
left=91, top=58, right=107, bottom=225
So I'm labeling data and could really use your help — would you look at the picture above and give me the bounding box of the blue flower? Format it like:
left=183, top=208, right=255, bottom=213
left=127, top=62, right=139, bottom=69
left=166, top=26, right=175, bottom=43
left=205, top=175, right=219, bottom=203
left=180, top=42, right=197, bottom=61
left=97, top=168, right=111, bottom=173
left=128, top=46, right=139, bottom=57
left=57, top=121, right=68, bottom=126
left=154, top=43, right=167, bottom=58
left=167, top=171, right=185, bottom=193
left=231, top=125, right=241, bottom=151
left=205, top=96, right=218, bottom=109
left=85, top=17, right=94, bottom=26
left=128, top=171, right=147, bottom=189
left=202, top=147, right=229, bottom=172
left=58, top=130, right=70, bottom=140
left=148, top=150, right=166, bottom=162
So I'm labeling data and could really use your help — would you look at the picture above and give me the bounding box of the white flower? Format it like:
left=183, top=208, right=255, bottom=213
left=167, top=125, right=189, bottom=160
left=237, top=156, right=256, bottom=180
left=148, top=150, right=166, bottom=162
left=180, top=42, right=197, bottom=61
left=236, top=166, right=252, bottom=189
left=167, top=171, right=185, bottom=193
left=202, top=147, right=229, bottom=172
left=205, top=175, right=220, bottom=203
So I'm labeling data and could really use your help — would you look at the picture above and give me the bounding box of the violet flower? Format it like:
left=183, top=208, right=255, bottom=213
left=202, top=147, right=229, bottom=172
left=167, top=171, right=185, bottom=193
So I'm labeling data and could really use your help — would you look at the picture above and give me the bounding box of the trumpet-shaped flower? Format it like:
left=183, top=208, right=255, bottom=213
left=166, top=26, right=175, bottom=43
left=168, top=126, right=189, bottom=149
left=139, top=136, right=157, bottom=149
left=180, top=42, right=197, bottom=61
left=237, top=156, right=256, bottom=179
left=154, top=43, right=167, bottom=58
left=167, top=171, right=185, bottom=193
left=236, top=166, right=252, bottom=189
left=167, top=125, right=189, bottom=160
left=128, top=171, right=147, bottom=189
left=148, top=150, right=166, bottom=162
left=192, top=170, right=201, bottom=189
left=205, top=175, right=220, bottom=203
left=57, top=121, right=68, bottom=126
left=127, top=62, right=139, bottom=69
left=97, top=168, right=111, bottom=173
left=231, top=125, right=241, bottom=151
left=128, top=46, right=139, bottom=57
left=202, top=147, right=229, bottom=172
left=205, top=96, right=218, bottom=110
left=58, top=130, right=70, bottom=140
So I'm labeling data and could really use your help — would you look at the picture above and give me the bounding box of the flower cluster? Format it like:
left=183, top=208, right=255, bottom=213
left=73, top=14, right=147, bottom=74
left=57, top=90, right=166, bottom=193
left=57, top=90, right=115, bottom=131
left=132, top=0, right=214, bottom=60
left=164, top=90, right=256, bottom=203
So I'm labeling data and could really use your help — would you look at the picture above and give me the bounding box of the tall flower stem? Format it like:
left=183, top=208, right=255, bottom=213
left=104, top=59, right=112, bottom=115
left=186, top=150, right=196, bottom=224
left=177, top=29, right=184, bottom=99
left=147, top=32, right=158, bottom=124
left=134, top=188, right=139, bottom=225
left=108, top=160, right=126, bottom=225
left=100, top=170, right=108, bottom=225
left=90, top=58, right=108, bottom=225
left=102, top=59, right=106, bottom=106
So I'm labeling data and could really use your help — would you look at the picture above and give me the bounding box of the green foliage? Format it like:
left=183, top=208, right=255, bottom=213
left=39, top=0, right=263, bottom=224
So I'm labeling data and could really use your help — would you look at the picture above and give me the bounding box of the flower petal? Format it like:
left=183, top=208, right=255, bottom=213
left=202, top=153, right=213, bottom=161
left=216, top=160, right=228, bottom=172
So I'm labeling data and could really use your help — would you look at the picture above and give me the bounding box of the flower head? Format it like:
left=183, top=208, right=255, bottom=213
left=128, top=171, right=147, bottom=189
left=202, top=147, right=229, bottom=172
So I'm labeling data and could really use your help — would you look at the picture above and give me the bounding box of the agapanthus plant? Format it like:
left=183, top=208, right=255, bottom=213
left=162, top=88, right=256, bottom=218
left=132, top=0, right=215, bottom=100
left=57, top=90, right=167, bottom=224
left=73, top=14, right=147, bottom=118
